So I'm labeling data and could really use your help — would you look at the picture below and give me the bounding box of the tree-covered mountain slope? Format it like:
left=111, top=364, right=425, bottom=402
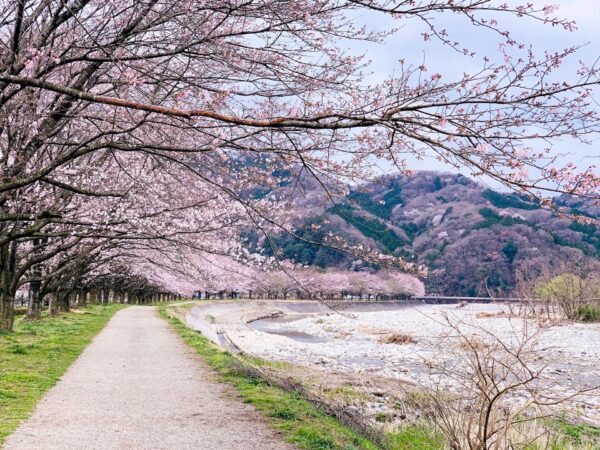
left=254, top=171, right=600, bottom=296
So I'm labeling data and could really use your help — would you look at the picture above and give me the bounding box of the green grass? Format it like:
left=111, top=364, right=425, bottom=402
left=0, top=305, right=125, bottom=445
left=160, top=305, right=446, bottom=450
left=575, top=304, right=600, bottom=323
left=388, top=425, right=444, bottom=450
left=547, top=419, right=600, bottom=449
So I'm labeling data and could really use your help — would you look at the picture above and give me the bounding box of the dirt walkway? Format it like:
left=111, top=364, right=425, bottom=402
left=3, top=307, right=293, bottom=450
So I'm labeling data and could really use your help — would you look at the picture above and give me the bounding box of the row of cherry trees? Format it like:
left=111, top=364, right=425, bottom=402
left=241, top=268, right=426, bottom=300
left=168, top=255, right=425, bottom=299
left=20, top=263, right=180, bottom=316
left=0, top=1, right=599, bottom=330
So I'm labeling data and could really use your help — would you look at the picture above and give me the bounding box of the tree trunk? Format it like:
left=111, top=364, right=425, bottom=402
left=60, top=294, right=70, bottom=312
left=0, top=242, right=17, bottom=331
left=26, top=239, right=43, bottom=320
left=26, top=276, right=42, bottom=320
left=48, top=294, right=58, bottom=316
left=0, top=289, right=14, bottom=331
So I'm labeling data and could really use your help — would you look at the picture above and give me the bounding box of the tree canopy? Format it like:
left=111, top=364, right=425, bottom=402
left=0, top=0, right=599, bottom=329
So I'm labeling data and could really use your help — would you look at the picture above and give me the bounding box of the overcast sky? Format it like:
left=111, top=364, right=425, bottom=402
left=347, top=1, right=600, bottom=190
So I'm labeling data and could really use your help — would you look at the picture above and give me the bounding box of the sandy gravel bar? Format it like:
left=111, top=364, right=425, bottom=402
left=3, top=306, right=293, bottom=450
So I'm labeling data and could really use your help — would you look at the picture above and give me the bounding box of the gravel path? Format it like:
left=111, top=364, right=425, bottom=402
left=3, top=306, right=293, bottom=450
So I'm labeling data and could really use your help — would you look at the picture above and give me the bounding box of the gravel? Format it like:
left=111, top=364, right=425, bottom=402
left=3, top=306, right=293, bottom=450
left=196, top=302, right=600, bottom=425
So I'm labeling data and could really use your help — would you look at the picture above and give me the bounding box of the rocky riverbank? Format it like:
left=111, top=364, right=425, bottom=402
left=186, top=300, right=600, bottom=425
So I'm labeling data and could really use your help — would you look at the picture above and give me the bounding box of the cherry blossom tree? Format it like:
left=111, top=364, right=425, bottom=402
left=1, top=1, right=597, bottom=196
left=1, top=150, right=254, bottom=327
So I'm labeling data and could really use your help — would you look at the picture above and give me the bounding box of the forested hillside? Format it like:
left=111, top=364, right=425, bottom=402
left=251, top=171, right=600, bottom=296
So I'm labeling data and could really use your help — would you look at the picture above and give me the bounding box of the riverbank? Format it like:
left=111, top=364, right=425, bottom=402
left=182, top=300, right=600, bottom=448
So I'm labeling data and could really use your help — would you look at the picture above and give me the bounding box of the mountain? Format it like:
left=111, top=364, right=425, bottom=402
left=248, top=171, right=600, bottom=297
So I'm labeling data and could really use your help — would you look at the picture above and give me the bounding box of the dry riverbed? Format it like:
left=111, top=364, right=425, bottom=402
left=186, top=301, right=600, bottom=426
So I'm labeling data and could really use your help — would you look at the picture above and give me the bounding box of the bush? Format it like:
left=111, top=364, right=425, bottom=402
left=575, top=305, right=600, bottom=322
left=378, top=333, right=417, bottom=345
left=534, top=273, right=600, bottom=322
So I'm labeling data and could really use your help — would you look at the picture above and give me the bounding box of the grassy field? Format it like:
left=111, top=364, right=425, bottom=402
left=0, top=305, right=125, bottom=445
left=159, top=305, right=443, bottom=450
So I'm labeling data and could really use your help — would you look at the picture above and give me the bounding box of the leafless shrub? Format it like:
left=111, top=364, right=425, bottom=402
left=475, top=304, right=560, bottom=327
left=412, top=314, right=597, bottom=450
left=456, top=337, right=488, bottom=352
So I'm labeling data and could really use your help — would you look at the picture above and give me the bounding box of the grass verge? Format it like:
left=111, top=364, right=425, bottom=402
left=0, top=304, right=125, bottom=445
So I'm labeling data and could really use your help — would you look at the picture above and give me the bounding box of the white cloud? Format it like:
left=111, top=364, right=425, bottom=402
left=557, top=0, right=600, bottom=30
